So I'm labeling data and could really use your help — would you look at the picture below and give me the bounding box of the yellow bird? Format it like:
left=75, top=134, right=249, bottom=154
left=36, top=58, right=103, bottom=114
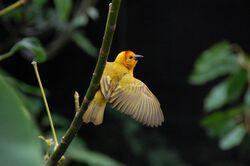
left=83, top=50, right=164, bottom=127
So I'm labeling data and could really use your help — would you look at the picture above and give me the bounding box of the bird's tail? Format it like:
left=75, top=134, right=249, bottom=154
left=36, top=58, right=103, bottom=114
left=83, top=90, right=107, bottom=125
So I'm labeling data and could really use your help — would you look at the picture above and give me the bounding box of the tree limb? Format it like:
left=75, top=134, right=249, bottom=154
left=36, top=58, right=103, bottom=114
left=46, top=0, right=122, bottom=165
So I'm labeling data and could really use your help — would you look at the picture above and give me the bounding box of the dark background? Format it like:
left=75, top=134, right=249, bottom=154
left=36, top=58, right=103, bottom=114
left=2, top=0, right=250, bottom=165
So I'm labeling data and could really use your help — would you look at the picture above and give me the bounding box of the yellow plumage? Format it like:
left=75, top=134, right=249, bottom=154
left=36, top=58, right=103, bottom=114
left=83, top=51, right=164, bottom=127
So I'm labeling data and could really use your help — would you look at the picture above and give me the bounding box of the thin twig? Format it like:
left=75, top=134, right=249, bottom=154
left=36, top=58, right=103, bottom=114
left=32, top=61, right=59, bottom=148
left=0, top=52, right=12, bottom=62
left=0, top=0, right=27, bottom=17
left=46, top=0, right=122, bottom=165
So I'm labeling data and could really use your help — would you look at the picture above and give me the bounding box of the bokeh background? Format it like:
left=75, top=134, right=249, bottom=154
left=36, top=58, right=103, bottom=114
left=1, top=0, right=250, bottom=166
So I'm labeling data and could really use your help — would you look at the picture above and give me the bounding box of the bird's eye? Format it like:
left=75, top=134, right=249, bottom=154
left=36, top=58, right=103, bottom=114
left=129, top=56, right=133, bottom=59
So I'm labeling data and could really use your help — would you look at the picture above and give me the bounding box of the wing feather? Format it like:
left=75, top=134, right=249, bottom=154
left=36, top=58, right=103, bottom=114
left=132, top=102, right=140, bottom=120
left=140, top=100, right=146, bottom=124
left=137, top=100, right=144, bottom=123
left=108, top=74, right=164, bottom=127
left=145, top=100, right=151, bottom=126
left=148, top=102, right=156, bottom=127
left=109, top=88, right=122, bottom=103
left=101, top=75, right=113, bottom=99
left=151, top=100, right=158, bottom=126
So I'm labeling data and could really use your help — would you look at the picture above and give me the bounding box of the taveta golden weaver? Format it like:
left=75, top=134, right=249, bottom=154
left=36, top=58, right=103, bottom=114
left=83, top=51, right=164, bottom=127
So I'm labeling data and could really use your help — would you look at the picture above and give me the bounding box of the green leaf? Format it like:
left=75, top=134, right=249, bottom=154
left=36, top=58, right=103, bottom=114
left=0, top=37, right=46, bottom=63
left=189, top=40, right=238, bottom=85
left=13, top=38, right=46, bottom=62
left=0, top=71, right=42, bottom=97
left=0, top=69, right=43, bottom=115
left=227, top=69, right=247, bottom=101
left=54, top=0, right=72, bottom=21
left=201, top=107, right=242, bottom=138
left=204, top=69, right=247, bottom=112
left=243, top=91, right=250, bottom=130
left=71, top=31, right=98, bottom=57
left=86, top=7, right=99, bottom=20
left=71, top=15, right=89, bottom=28
left=244, top=89, right=250, bottom=109
left=219, top=124, right=246, bottom=150
left=204, top=81, right=228, bottom=111
left=21, top=96, right=43, bottom=115
left=0, top=74, right=43, bottom=166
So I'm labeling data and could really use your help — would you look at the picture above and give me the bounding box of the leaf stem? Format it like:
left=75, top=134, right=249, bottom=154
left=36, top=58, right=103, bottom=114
left=46, top=0, right=122, bottom=165
left=0, top=0, right=27, bottom=17
left=32, top=61, right=59, bottom=148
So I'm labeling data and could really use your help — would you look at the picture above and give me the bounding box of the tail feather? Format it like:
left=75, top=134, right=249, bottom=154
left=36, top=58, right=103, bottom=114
left=83, top=90, right=107, bottom=125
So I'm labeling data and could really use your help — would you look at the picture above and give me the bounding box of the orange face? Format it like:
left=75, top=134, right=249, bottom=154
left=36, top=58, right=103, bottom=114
left=124, top=51, right=137, bottom=70
left=115, top=51, right=143, bottom=70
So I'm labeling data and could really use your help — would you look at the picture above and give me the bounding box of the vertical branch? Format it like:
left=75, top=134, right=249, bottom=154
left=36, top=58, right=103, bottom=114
left=46, top=0, right=122, bottom=165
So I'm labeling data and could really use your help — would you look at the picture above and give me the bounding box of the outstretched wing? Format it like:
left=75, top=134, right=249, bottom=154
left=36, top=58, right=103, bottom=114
left=101, top=74, right=164, bottom=127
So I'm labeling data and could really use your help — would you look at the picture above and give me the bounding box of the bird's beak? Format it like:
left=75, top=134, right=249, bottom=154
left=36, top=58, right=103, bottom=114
left=134, top=54, right=144, bottom=60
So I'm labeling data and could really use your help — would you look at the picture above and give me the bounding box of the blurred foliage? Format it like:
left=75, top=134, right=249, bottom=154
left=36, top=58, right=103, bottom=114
left=41, top=128, right=124, bottom=166
left=0, top=37, right=46, bottom=62
left=0, top=74, right=43, bottom=166
left=0, top=0, right=98, bottom=60
left=0, top=67, right=125, bottom=165
left=189, top=41, right=239, bottom=85
left=0, top=1, right=187, bottom=166
left=0, top=0, right=121, bottom=165
left=0, top=68, right=43, bottom=115
left=108, top=108, right=187, bottom=166
left=148, top=148, right=186, bottom=166
left=190, top=41, right=250, bottom=150
left=66, top=137, right=124, bottom=166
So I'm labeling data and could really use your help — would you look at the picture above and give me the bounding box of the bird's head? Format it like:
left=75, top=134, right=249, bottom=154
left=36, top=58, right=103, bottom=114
left=115, top=50, right=144, bottom=70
